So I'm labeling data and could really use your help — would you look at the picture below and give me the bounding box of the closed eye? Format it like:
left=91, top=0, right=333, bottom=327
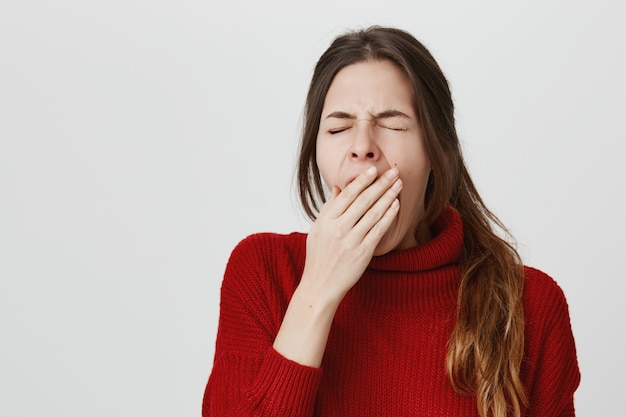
left=329, top=126, right=351, bottom=134
left=380, top=125, right=407, bottom=132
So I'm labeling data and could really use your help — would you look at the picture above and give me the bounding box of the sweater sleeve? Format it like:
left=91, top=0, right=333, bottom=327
left=524, top=268, right=581, bottom=417
left=202, top=234, right=323, bottom=417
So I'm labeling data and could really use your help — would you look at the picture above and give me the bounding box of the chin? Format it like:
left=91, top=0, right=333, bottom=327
left=372, top=218, right=421, bottom=256
left=372, top=234, right=400, bottom=257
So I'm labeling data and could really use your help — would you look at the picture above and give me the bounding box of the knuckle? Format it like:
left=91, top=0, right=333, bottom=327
left=343, top=187, right=359, bottom=201
left=369, top=222, right=386, bottom=238
left=356, top=190, right=376, bottom=208
left=332, top=226, right=346, bottom=239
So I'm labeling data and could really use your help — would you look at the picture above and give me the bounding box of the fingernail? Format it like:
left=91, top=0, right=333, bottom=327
left=366, top=166, right=376, bottom=176
left=391, top=179, right=402, bottom=191
left=386, top=167, right=399, bottom=179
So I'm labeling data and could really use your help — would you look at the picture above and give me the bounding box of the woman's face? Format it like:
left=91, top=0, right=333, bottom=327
left=316, top=59, right=432, bottom=255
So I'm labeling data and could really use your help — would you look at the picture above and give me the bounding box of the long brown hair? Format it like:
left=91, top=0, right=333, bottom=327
left=297, top=26, right=527, bottom=417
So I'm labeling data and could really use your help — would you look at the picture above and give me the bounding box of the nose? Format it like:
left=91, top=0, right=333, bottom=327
left=349, top=123, right=380, bottom=161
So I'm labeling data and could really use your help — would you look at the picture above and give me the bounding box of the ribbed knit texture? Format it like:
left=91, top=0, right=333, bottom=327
left=203, top=206, right=580, bottom=416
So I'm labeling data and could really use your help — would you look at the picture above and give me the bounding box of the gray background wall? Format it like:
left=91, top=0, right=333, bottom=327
left=1, top=0, right=624, bottom=415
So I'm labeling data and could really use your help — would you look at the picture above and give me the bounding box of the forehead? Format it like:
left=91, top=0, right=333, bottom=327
left=322, top=60, right=415, bottom=116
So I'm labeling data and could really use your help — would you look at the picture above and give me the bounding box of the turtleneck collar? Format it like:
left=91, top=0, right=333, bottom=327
left=367, top=204, right=463, bottom=273
left=350, top=205, right=464, bottom=312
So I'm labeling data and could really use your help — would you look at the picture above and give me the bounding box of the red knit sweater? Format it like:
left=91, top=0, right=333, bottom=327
left=203, top=206, right=580, bottom=416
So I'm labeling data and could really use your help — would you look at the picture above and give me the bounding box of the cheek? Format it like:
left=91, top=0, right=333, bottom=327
left=393, top=155, right=431, bottom=195
left=315, top=145, right=336, bottom=189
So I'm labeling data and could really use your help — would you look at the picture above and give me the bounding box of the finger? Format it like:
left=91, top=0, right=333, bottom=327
left=340, top=168, right=400, bottom=226
left=352, top=178, right=402, bottom=236
left=361, top=198, right=400, bottom=248
left=324, top=166, right=378, bottom=217
left=317, top=186, right=342, bottom=220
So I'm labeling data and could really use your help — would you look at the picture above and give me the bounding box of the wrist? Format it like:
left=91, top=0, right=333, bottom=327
left=297, top=268, right=349, bottom=309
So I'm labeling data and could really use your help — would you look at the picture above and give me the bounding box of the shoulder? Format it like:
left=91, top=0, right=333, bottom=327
left=522, top=266, right=571, bottom=317
left=221, top=232, right=307, bottom=298
left=233, top=231, right=307, bottom=249
left=523, top=266, right=566, bottom=299
left=227, top=232, right=307, bottom=267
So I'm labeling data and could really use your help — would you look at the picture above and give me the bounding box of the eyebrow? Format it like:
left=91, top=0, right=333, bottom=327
left=324, top=109, right=411, bottom=120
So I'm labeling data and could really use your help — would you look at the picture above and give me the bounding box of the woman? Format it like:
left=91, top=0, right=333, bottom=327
left=203, top=26, right=580, bottom=417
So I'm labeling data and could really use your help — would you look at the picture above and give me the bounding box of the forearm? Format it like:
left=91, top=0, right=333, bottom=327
left=273, top=280, right=342, bottom=368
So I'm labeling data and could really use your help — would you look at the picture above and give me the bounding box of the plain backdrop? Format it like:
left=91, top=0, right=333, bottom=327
left=1, top=0, right=624, bottom=416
